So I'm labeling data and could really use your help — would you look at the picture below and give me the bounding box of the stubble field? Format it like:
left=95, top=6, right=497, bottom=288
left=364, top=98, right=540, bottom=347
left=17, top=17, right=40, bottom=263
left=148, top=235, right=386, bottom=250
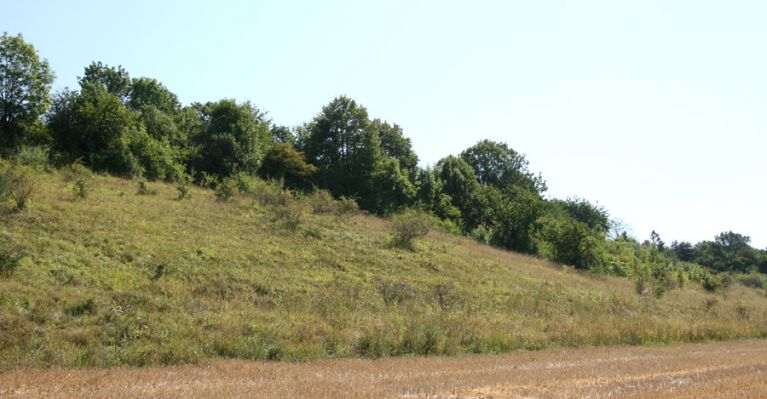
left=1, top=339, right=765, bottom=398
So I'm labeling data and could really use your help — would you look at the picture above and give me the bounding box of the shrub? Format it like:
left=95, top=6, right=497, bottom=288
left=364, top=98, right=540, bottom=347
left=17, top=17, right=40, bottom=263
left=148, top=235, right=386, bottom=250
left=702, top=272, right=723, bottom=292
left=72, top=178, right=89, bottom=200
left=0, top=167, right=34, bottom=211
left=136, top=180, right=157, bottom=195
left=737, top=273, right=765, bottom=289
left=175, top=171, right=192, bottom=200
left=214, top=177, right=238, bottom=201
left=336, top=196, right=359, bottom=218
left=13, top=145, right=50, bottom=170
left=272, top=201, right=304, bottom=232
left=307, top=189, right=337, bottom=214
left=0, top=244, right=21, bottom=277
left=390, top=209, right=432, bottom=250
left=376, top=279, right=418, bottom=306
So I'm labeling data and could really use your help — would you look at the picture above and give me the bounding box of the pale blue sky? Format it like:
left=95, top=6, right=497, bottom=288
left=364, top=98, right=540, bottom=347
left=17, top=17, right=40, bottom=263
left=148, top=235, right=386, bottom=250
left=4, top=0, right=766, bottom=248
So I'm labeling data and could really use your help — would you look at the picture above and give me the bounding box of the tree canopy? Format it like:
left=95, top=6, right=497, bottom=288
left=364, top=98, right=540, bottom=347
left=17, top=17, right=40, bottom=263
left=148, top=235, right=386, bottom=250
left=0, top=32, right=54, bottom=150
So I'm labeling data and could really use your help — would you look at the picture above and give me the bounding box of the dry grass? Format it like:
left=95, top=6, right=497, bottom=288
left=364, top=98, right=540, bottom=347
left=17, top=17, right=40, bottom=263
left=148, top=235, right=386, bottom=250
left=0, top=339, right=764, bottom=398
left=0, top=168, right=766, bottom=369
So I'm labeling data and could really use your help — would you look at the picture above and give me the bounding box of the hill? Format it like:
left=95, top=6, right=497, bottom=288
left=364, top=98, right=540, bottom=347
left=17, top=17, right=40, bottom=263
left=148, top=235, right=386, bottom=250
left=0, top=167, right=766, bottom=369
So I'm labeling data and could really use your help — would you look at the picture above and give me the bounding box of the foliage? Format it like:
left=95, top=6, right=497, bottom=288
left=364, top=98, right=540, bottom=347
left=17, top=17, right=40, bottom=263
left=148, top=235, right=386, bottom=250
left=460, top=139, right=546, bottom=194
left=136, top=179, right=157, bottom=195
left=214, top=176, right=238, bottom=201
left=258, top=142, right=317, bottom=189
left=0, top=166, right=34, bottom=210
left=390, top=208, right=432, bottom=250
left=12, top=145, right=50, bottom=169
left=551, top=197, right=610, bottom=234
left=0, top=33, right=54, bottom=151
left=78, top=62, right=131, bottom=101
left=371, top=119, right=418, bottom=172
left=189, top=99, right=270, bottom=177
left=537, top=210, right=605, bottom=270
left=481, top=185, right=543, bottom=254
left=175, top=170, right=192, bottom=200
left=434, top=156, right=481, bottom=229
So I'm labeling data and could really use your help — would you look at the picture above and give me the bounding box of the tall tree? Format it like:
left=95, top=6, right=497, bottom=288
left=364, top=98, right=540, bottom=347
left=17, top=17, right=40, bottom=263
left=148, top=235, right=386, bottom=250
left=0, top=33, right=54, bottom=150
left=79, top=62, right=131, bottom=101
left=435, top=156, right=481, bottom=229
left=370, top=119, right=418, bottom=172
left=303, top=96, right=371, bottom=197
left=189, top=99, right=270, bottom=177
left=460, top=139, right=546, bottom=194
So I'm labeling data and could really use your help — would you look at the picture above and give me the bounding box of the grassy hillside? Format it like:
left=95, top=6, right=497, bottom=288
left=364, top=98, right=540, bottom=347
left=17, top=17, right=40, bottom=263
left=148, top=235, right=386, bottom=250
left=1, top=167, right=766, bottom=370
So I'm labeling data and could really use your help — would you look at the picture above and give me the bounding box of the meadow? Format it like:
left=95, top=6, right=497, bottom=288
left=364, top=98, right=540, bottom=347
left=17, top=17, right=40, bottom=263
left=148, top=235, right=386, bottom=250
left=1, top=167, right=766, bottom=370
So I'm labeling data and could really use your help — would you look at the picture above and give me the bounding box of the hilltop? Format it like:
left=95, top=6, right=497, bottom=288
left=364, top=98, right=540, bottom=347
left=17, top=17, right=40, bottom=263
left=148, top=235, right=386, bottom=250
left=0, top=167, right=765, bottom=370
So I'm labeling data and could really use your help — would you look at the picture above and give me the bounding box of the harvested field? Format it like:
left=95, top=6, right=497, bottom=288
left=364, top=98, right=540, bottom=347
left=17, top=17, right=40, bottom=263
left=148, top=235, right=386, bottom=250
left=1, top=340, right=765, bottom=398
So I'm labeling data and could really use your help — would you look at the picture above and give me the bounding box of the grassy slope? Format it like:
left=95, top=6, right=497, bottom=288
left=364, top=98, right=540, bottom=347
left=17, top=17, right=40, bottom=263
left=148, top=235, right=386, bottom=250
left=0, top=170, right=766, bottom=369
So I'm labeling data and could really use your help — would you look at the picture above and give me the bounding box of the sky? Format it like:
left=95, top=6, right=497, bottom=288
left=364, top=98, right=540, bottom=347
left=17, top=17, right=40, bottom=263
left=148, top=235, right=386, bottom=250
left=4, top=0, right=766, bottom=248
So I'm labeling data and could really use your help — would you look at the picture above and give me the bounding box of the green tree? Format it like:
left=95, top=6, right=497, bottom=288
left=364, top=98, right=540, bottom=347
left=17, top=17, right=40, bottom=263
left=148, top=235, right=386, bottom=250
left=482, top=185, right=543, bottom=253
left=460, top=139, right=546, bottom=194
left=0, top=33, right=54, bottom=151
left=50, top=82, right=141, bottom=174
left=552, top=197, right=610, bottom=234
left=79, top=62, right=131, bottom=101
left=371, top=119, right=418, bottom=173
left=303, top=96, right=371, bottom=197
left=128, top=77, right=180, bottom=115
left=189, top=99, right=270, bottom=177
left=538, top=210, right=605, bottom=270
left=435, top=156, right=481, bottom=230
left=258, top=142, right=317, bottom=188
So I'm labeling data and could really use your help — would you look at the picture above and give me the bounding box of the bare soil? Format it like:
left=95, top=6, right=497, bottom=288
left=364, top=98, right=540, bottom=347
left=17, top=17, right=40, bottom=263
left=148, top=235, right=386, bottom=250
left=1, top=340, right=765, bottom=398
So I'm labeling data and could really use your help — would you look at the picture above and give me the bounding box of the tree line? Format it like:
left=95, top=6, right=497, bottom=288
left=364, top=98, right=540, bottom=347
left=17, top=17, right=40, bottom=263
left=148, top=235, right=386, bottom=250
left=1, top=32, right=765, bottom=285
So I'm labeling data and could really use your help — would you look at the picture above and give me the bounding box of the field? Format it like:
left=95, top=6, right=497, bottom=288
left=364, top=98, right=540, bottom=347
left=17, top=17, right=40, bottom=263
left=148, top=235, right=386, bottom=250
left=0, top=168, right=766, bottom=370
left=1, top=339, right=765, bottom=398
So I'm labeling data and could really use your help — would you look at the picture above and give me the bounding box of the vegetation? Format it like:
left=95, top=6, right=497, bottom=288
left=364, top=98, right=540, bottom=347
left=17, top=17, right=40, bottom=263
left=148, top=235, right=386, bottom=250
left=0, top=32, right=766, bottom=369
left=0, top=170, right=764, bottom=370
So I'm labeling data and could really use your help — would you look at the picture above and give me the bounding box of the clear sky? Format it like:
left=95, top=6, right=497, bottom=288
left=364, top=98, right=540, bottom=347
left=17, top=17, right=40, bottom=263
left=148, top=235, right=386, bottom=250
left=4, top=0, right=766, bottom=248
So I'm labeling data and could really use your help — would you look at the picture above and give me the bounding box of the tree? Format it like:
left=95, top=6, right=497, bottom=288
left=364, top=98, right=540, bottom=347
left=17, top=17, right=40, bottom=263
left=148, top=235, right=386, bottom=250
left=50, top=82, right=141, bottom=174
left=482, top=185, right=543, bottom=253
left=0, top=33, right=54, bottom=151
left=435, top=156, right=481, bottom=230
left=552, top=197, right=610, bottom=235
left=189, top=99, right=270, bottom=177
left=79, top=62, right=131, bottom=101
left=670, top=240, right=695, bottom=262
left=258, top=142, right=317, bottom=188
left=128, top=77, right=180, bottom=115
left=460, top=139, right=546, bottom=194
left=693, top=231, right=760, bottom=273
left=371, top=119, right=418, bottom=172
left=302, top=96, right=371, bottom=197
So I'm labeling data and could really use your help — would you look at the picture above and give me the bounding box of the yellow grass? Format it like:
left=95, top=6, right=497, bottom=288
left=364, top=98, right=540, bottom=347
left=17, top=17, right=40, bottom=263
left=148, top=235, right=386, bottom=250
left=1, top=339, right=765, bottom=398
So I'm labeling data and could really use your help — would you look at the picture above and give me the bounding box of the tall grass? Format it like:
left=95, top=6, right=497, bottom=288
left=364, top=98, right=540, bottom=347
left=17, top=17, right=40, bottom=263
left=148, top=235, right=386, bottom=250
left=0, top=168, right=765, bottom=370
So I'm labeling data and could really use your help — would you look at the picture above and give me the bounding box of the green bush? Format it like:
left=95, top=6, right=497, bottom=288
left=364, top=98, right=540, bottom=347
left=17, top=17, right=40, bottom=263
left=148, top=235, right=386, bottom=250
left=214, top=177, right=238, bottom=201
left=175, top=171, right=192, bottom=200
left=737, top=273, right=765, bottom=289
left=13, top=145, right=50, bottom=170
left=272, top=201, right=304, bottom=231
left=307, top=189, right=337, bottom=214
left=0, top=167, right=34, bottom=211
left=390, top=209, right=432, bottom=250
left=0, top=244, right=21, bottom=277
left=136, top=180, right=157, bottom=196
